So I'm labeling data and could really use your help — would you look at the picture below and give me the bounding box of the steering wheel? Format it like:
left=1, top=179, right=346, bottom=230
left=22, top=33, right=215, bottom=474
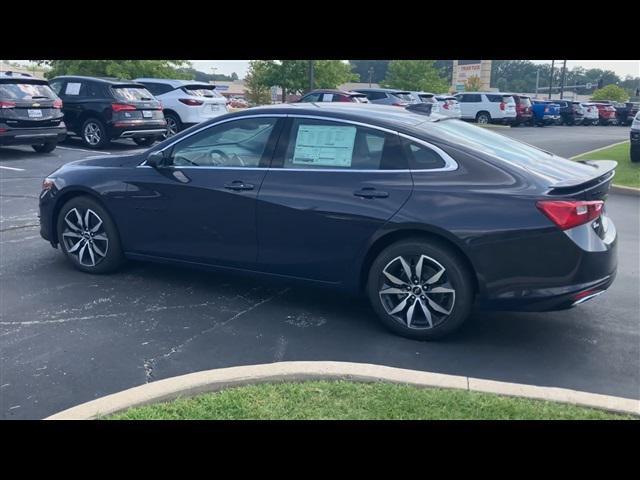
left=173, top=155, right=199, bottom=166
left=210, top=149, right=230, bottom=166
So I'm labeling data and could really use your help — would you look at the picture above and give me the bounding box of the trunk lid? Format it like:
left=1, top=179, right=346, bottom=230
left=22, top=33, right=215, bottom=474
left=0, top=78, right=63, bottom=127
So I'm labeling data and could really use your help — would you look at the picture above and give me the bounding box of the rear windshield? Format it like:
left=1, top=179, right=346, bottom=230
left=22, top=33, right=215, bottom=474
left=0, top=82, right=56, bottom=100
left=425, top=119, right=556, bottom=166
left=392, top=92, right=414, bottom=102
left=518, top=97, right=532, bottom=107
left=111, top=86, right=154, bottom=101
left=183, top=86, right=221, bottom=98
left=418, top=94, right=436, bottom=103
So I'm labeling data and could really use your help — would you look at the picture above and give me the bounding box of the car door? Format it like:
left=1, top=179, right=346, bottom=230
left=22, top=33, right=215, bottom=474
left=457, top=93, right=481, bottom=119
left=121, top=115, right=284, bottom=269
left=56, top=79, right=86, bottom=132
left=255, top=116, right=413, bottom=283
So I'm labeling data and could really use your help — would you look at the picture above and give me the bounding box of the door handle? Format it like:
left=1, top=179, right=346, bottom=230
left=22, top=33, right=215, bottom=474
left=353, top=188, right=389, bottom=199
left=224, top=181, right=254, bottom=191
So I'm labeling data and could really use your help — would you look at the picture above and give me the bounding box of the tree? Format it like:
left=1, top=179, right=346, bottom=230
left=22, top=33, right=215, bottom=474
left=37, top=60, right=191, bottom=80
left=591, top=84, right=629, bottom=102
left=244, top=61, right=272, bottom=105
left=382, top=60, right=449, bottom=93
left=464, top=76, right=482, bottom=92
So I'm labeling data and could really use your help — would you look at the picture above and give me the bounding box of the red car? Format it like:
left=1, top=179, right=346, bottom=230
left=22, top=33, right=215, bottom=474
left=592, top=103, right=618, bottom=125
left=511, top=94, right=533, bottom=126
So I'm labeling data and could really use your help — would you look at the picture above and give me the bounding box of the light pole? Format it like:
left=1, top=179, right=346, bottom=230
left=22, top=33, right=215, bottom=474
left=368, top=66, right=374, bottom=87
left=548, top=60, right=555, bottom=100
left=559, top=60, right=567, bottom=99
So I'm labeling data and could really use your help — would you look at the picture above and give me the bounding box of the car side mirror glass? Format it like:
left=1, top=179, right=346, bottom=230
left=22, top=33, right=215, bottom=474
left=146, top=150, right=166, bottom=168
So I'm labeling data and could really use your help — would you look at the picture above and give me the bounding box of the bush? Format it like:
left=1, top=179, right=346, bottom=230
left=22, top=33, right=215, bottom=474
left=591, top=84, right=629, bottom=102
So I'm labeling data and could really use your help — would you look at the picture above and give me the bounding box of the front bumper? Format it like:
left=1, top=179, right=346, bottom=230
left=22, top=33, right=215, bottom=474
left=0, top=125, right=67, bottom=146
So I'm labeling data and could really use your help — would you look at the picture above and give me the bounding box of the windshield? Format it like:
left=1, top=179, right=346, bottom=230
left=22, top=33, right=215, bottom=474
left=0, top=82, right=56, bottom=100
left=112, top=86, right=154, bottom=101
left=425, top=119, right=561, bottom=169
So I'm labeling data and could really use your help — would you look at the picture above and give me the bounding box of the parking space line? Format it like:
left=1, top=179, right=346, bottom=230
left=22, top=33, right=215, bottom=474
left=0, top=166, right=26, bottom=171
left=57, top=146, right=111, bottom=154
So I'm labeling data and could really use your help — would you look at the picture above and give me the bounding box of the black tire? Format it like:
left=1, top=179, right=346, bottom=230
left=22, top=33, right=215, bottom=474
left=32, top=142, right=57, bottom=153
left=164, top=113, right=181, bottom=138
left=56, top=196, right=125, bottom=274
left=81, top=117, right=110, bottom=149
left=133, top=137, right=158, bottom=147
left=631, top=146, right=640, bottom=163
left=475, top=111, right=491, bottom=125
left=366, top=238, right=474, bottom=340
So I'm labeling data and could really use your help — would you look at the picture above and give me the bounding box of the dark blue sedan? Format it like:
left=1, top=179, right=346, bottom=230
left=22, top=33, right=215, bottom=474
left=39, top=103, right=618, bottom=340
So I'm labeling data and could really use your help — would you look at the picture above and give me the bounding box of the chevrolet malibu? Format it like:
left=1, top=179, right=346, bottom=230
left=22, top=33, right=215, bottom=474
left=39, top=103, right=618, bottom=340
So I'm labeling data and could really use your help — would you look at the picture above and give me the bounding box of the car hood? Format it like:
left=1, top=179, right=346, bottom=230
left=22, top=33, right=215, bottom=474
left=67, top=153, right=144, bottom=169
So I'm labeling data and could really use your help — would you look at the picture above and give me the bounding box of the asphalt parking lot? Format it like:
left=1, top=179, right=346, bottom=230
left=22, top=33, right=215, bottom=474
left=1, top=126, right=638, bottom=419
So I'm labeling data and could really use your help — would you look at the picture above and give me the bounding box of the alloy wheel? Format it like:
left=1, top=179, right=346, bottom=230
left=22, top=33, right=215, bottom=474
left=84, top=122, right=102, bottom=146
left=379, top=255, right=455, bottom=330
left=62, top=208, right=109, bottom=267
left=165, top=117, right=178, bottom=137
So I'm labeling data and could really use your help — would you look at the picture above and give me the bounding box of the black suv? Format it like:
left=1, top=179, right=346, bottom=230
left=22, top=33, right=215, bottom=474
left=48, top=76, right=167, bottom=149
left=552, top=99, right=584, bottom=125
left=613, top=102, right=640, bottom=126
left=0, top=72, right=66, bottom=153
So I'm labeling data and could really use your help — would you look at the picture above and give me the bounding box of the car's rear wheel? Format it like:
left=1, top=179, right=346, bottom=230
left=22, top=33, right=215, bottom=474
left=631, top=146, right=640, bottom=163
left=56, top=196, right=125, bottom=274
left=81, top=118, right=109, bottom=149
left=367, top=238, right=474, bottom=340
left=32, top=142, right=57, bottom=153
left=476, top=112, right=491, bottom=124
left=164, top=113, right=181, bottom=138
left=133, top=137, right=158, bottom=147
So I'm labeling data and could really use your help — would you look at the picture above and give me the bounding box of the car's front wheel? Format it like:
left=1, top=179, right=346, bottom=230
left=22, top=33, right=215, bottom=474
left=56, top=196, right=125, bottom=274
left=32, top=142, right=57, bottom=153
left=367, top=238, right=474, bottom=340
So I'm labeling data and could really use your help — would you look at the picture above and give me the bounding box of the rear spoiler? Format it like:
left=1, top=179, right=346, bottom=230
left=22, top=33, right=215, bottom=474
left=548, top=160, right=617, bottom=196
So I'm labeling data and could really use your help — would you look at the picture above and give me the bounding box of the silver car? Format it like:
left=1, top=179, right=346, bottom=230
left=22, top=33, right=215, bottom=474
left=352, top=88, right=417, bottom=107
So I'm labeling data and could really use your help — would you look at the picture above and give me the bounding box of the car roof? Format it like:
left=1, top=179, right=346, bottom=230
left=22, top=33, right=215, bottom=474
left=49, top=75, right=145, bottom=87
left=305, top=89, right=366, bottom=96
left=134, top=78, right=215, bottom=89
left=353, top=87, right=411, bottom=93
left=230, top=103, right=448, bottom=130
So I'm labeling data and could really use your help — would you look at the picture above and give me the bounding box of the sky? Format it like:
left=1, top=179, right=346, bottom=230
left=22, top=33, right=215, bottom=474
left=6, top=59, right=639, bottom=80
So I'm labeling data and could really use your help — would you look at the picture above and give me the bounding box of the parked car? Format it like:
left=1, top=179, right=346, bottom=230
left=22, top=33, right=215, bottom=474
left=510, top=94, right=533, bottom=126
left=407, top=92, right=441, bottom=114
left=591, top=102, right=618, bottom=125
left=612, top=102, right=640, bottom=126
left=434, top=95, right=461, bottom=119
left=228, top=97, right=249, bottom=108
left=580, top=103, right=600, bottom=126
left=454, top=92, right=517, bottom=125
left=39, top=103, right=618, bottom=340
left=135, top=79, right=228, bottom=137
left=297, top=89, right=370, bottom=104
left=0, top=71, right=67, bottom=153
left=530, top=100, right=561, bottom=126
left=552, top=100, right=584, bottom=125
left=48, top=76, right=166, bottom=149
left=352, top=88, right=417, bottom=107
left=631, top=111, right=640, bottom=163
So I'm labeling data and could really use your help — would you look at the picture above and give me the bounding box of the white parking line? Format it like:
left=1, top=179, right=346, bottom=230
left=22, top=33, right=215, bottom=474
left=0, top=166, right=25, bottom=171
left=57, top=146, right=111, bottom=155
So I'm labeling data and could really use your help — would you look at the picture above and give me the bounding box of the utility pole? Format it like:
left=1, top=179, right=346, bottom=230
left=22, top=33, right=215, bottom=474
left=368, top=66, right=374, bottom=87
left=535, top=69, right=540, bottom=96
left=559, top=60, right=567, bottom=99
left=548, top=60, right=555, bottom=100
left=308, top=60, right=315, bottom=92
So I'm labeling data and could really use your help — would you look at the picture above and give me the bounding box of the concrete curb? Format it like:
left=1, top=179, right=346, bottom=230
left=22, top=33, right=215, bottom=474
left=610, top=185, right=640, bottom=197
left=570, top=140, right=629, bottom=159
left=45, top=361, right=640, bottom=419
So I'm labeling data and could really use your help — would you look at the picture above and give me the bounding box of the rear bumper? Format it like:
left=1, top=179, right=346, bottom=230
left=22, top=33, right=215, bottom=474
left=108, top=120, right=167, bottom=139
left=0, top=125, right=67, bottom=146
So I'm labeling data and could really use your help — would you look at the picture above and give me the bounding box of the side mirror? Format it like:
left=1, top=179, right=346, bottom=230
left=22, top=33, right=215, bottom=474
left=146, top=150, right=166, bottom=168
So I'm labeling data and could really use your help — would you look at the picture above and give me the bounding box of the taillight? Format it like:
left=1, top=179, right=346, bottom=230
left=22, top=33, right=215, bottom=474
left=499, top=102, right=506, bottom=111
left=536, top=200, right=604, bottom=230
left=112, top=103, right=136, bottom=112
left=0, top=101, right=16, bottom=109
left=179, top=98, right=204, bottom=106
left=53, top=99, right=63, bottom=109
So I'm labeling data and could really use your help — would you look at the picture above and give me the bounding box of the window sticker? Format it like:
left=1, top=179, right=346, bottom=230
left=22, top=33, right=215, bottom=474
left=65, top=82, right=81, bottom=95
left=292, top=124, right=356, bottom=167
left=323, top=93, right=333, bottom=102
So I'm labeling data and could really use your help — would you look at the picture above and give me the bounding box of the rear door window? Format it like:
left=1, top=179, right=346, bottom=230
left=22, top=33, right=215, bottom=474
left=282, top=118, right=405, bottom=170
left=460, top=94, right=481, bottom=102
left=363, top=91, right=387, bottom=101
left=300, top=92, right=322, bottom=102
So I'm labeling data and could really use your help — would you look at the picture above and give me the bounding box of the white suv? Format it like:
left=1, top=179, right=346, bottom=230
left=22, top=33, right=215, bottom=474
left=454, top=92, right=517, bottom=125
left=134, top=79, right=228, bottom=137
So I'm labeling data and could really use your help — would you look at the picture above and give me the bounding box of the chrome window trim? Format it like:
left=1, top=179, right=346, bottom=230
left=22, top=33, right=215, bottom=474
left=138, top=113, right=458, bottom=173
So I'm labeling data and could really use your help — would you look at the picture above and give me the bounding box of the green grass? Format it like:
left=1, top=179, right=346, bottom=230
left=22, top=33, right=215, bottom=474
left=574, top=141, right=639, bottom=189
left=106, top=381, right=634, bottom=420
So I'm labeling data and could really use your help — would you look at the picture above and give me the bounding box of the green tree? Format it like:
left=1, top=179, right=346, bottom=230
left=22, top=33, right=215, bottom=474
left=464, top=76, right=482, bottom=92
left=382, top=60, right=449, bottom=93
left=37, top=60, right=191, bottom=80
left=591, top=84, right=629, bottom=102
left=244, top=60, right=272, bottom=105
